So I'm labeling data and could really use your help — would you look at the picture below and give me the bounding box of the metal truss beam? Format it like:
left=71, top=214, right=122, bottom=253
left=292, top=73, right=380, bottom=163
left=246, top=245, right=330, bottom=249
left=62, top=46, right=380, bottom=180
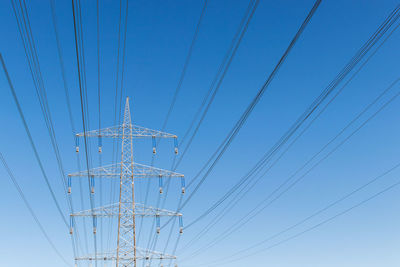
left=71, top=202, right=182, bottom=217
left=75, top=247, right=176, bottom=261
left=68, top=162, right=184, bottom=179
left=76, top=124, right=177, bottom=139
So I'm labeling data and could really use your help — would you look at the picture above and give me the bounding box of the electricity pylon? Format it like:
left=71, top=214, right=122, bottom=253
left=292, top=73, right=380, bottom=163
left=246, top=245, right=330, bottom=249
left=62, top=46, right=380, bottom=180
left=69, top=97, right=184, bottom=267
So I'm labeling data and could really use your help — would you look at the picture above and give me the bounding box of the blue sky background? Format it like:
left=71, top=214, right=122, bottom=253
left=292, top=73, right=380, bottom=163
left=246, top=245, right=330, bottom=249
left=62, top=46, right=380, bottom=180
left=1, top=0, right=400, bottom=266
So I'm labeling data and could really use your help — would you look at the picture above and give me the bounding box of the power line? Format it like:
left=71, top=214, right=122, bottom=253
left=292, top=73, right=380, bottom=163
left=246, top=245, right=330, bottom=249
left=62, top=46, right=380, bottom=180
left=107, top=0, right=129, bottom=255
left=0, top=152, right=72, bottom=267
left=71, top=0, right=98, bottom=264
left=97, top=0, right=101, bottom=134
left=156, top=0, right=260, bottom=257
left=183, top=74, right=400, bottom=258
left=107, top=0, right=125, bottom=253
left=49, top=0, right=76, bottom=133
left=112, top=0, right=123, bottom=129
left=198, top=162, right=400, bottom=266
left=161, top=0, right=208, bottom=131
left=6, top=2, right=85, bottom=255
left=176, top=0, right=258, bottom=171
left=176, top=0, right=322, bottom=223
left=0, top=52, right=73, bottom=246
left=10, top=0, right=72, bottom=212
left=49, top=0, right=89, bottom=256
left=182, top=2, right=400, bottom=231
left=180, top=17, right=400, bottom=254
left=160, top=1, right=322, bottom=259
left=140, top=0, right=208, bottom=255
left=96, top=0, right=104, bottom=259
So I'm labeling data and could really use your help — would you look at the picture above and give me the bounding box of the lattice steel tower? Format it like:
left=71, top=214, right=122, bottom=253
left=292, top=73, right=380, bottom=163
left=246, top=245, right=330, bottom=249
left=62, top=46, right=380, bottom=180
left=69, top=97, right=184, bottom=267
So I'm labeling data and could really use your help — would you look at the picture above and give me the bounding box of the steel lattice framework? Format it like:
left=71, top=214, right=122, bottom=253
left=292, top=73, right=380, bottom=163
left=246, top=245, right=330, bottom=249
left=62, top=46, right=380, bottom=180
left=68, top=162, right=184, bottom=179
left=71, top=202, right=183, bottom=218
left=75, top=247, right=176, bottom=261
left=75, top=124, right=177, bottom=139
left=69, top=98, right=183, bottom=267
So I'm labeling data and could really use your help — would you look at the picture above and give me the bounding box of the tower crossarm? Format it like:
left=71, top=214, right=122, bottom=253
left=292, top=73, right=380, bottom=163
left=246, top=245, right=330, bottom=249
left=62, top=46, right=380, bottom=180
left=75, top=124, right=177, bottom=139
left=71, top=202, right=182, bottom=217
left=68, top=162, right=184, bottom=178
left=75, top=248, right=176, bottom=261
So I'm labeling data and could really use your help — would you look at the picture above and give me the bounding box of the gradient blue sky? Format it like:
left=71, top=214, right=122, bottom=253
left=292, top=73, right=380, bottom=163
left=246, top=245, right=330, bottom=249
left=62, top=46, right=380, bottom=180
left=1, top=0, right=400, bottom=266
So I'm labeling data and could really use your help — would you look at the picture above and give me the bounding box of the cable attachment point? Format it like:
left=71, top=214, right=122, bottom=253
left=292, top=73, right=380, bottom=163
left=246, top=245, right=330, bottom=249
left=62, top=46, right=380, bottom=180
left=159, top=175, right=163, bottom=194
left=75, top=135, right=79, bottom=153
left=156, top=215, right=160, bottom=234
left=69, top=216, right=74, bottom=235
left=152, top=136, right=156, bottom=154
left=68, top=176, right=71, bottom=194
left=93, top=217, right=97, bottom=234
left=181, top=177, right=185, bottom=194
left=174, top=137, right=178, bottom=154
left=90, top=175, right=95, bottom=194
left=179, top=216, right=183, bottom=234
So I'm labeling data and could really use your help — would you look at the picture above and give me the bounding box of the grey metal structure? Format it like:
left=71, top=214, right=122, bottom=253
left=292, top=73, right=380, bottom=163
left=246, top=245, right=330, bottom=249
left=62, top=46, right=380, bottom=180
left=71, top=202, right=183, bottom=218
left=69, top=97, right=183, bottom=267
left=75, top=124, right=177, bottom=139
left=69, top=162, right=184, bottom=179
left=75, top=247, right=176, bottom=261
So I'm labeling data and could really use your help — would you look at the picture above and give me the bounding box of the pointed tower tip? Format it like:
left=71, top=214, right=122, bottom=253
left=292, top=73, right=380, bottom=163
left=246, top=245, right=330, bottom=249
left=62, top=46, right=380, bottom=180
left=123, top=96, right=132, bottom=125
left=125, top=97, right=130, bottom=109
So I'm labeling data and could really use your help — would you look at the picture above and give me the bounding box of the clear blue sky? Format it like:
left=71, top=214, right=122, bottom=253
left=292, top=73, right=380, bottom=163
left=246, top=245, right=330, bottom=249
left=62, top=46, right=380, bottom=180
left=0, top=0, right=400, bottom=266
